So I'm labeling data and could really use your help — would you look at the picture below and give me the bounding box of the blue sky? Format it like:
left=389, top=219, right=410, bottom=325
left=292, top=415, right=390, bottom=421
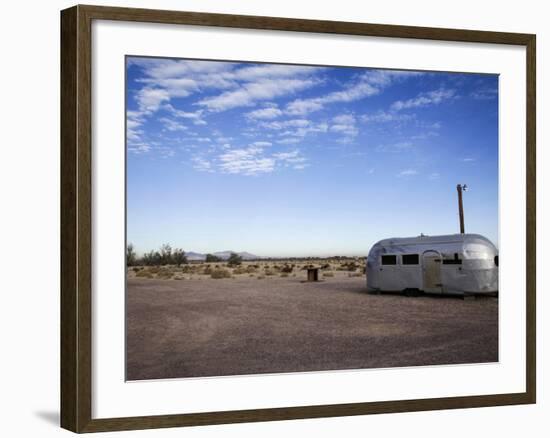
left=126, top=57, right=499, bottom=257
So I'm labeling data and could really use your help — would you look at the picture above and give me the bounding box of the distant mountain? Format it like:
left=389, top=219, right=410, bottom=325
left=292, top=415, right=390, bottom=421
left=185, top=251, right=207, bottom=261
left=184, top=251, right=260, bottom=261
left=213, top=251, right=259, bottom=260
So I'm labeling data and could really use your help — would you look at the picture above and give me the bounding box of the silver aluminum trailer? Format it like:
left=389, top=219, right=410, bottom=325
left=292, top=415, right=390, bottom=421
left=366, top=233, right=498, bottom=296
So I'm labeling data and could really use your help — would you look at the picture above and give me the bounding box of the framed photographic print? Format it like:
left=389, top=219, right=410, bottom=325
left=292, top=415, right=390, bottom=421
left=60, top=4, right=536, bottom=433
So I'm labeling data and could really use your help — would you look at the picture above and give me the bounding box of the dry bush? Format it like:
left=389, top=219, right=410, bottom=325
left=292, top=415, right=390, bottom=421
left=148, top=266, right=160, bottom=274
left=257, top=275, right=265, bottom=279
left=280, top=264, right=293, bottom=273
left=210, top=269, right=232, bottom=279
left=156, top=270, right=174, bottom=279
left=232, top=267, right=248, bottom=275
left=264, top=270, right=275, bottom=276
left=135, top=270, right=154, bottom=279
left=323, top=271, right=334, bottom=277
left=280, top=273, right=289, bottom=278
left=337, top=261, right=360, bottom=272
left=131, top=267, right=143, bottom=273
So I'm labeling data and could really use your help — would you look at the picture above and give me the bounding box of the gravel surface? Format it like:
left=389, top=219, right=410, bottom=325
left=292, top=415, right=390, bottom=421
left=126, top=276, right=498, bottom=380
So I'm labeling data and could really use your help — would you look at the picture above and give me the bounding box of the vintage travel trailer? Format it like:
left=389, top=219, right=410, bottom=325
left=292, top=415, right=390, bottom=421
left=366, top=233, right=498, bottom=296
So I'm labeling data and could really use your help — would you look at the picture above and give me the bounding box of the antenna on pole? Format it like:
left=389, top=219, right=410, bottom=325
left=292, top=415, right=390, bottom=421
left=456, top=184, right=467, bottom=234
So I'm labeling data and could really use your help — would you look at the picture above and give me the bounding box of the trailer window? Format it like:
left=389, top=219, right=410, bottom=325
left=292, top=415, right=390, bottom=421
left=442, top=253, right=462, bottom=265
left=402, top=254, right=419, bottom=265
left=494, top=255, right=499, bottom=267
left=381, top=255, right=397, bottom=265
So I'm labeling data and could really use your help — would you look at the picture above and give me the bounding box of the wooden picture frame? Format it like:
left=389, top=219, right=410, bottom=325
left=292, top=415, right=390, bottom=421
left=61, top=4, right=536, bottom=433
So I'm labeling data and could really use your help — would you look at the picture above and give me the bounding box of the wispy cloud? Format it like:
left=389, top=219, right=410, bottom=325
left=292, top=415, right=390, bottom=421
left=197, top=78, right=320, bottom=112
left=286, top=70, right=424, bottom=115
left=329, top=114, right=358, bottom=141
left=245, top=104, right=283, bottom=120
left=461, top=157, right=476, bottom=162
left=391, top=88, right=456, bottom=111
left=470, top=87, right=498, bottom=100
left=159, top=117, right=187, bottom=132
left=218, top=146, right=276, bottom=176
left=191, top=156, right=214, bottom=172
left=361, top=111, right=415, bottom=124
left=397, top=168, right=418, bottom=177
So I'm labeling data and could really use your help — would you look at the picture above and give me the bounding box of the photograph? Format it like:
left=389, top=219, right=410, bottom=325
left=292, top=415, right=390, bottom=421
left=125, top=56, right=499, bottom=381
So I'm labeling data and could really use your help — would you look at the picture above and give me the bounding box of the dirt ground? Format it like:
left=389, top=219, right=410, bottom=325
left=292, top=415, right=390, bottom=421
left=126, top=273, right=498, bottom=380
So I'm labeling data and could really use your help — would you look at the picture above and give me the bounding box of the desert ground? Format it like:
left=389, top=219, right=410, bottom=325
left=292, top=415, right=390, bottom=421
left=126, top=259, right=498, bottom=380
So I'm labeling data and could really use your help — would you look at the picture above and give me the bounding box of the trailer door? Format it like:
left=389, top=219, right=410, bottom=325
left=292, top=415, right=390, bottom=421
left=422, top=250, right=443, bottom=293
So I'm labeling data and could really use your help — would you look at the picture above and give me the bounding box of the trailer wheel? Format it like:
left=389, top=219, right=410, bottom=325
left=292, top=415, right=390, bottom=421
left=404, top=288, right=420, bottom=297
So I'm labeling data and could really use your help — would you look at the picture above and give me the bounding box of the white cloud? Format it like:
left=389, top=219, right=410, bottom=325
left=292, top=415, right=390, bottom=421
left=191, top=156, right=213, bottom=172
left=285, top=69, right=424, bottom=115
left=136, top=88, right=171, bottom=113
left=462, top=157, right=476, bottom=162
left=361, top=111, right=415, bottom=124
left=246, top=106, right=283, bottom=120
left=276, top=137, right=301, bottom=145
left=252, top=141, right=272, bottom=147
left=197, top=78, right=319, bottom=112
left=285, top=99, right=324, bottom=116
left=329, top=114, right=358, bottom=140
left=391, top=89, right=456, bottom=111
left=397, top=169, right=418, bottom=177
left=128, top=143, right=151, bottom=154
left=470, top=88, right=498, bottom=100
left=165, top=105, right=207, bottom=125
left=429, top=172, right=440, bottom=180
left=219, top=147, right=276, bottom=175
left=159, top=117, right=187, bottom=132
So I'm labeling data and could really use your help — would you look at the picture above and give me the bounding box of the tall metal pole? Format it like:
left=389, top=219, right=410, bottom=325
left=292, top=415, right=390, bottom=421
left=456, top=184, right=465, bottom=234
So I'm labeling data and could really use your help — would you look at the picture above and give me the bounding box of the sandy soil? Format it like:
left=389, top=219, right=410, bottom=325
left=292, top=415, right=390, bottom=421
left=126, top=273, right=498, bottom=380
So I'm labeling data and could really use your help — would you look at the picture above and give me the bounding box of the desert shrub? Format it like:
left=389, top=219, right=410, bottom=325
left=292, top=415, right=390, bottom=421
left=264, top=270, right=275, bottom=276
left=256, top=275, right=265, bottom=280
left=136, top=270, right=154, bottom=279
left=148, top=266, right=160, bottom=274
left=280, top=273, right=289, bottom=278
left=338, top=261, right=360, bottom=271
left=280, top=264, right=293, bottom=273
left=172, top=248, right=187, bottom=266
left=348, top=272, right=363, bottom=278
left=127, top=244, right=137, bottom=266
left=233, top=267, right=248, bottom=275
left=159, top=244, right=172, bottom=265
left=131, top=266, right=142, bottom=273
left=142, top=250, right=161, bottom=266
left=205, top=254, right=221, bottom=262
left=156, top=269, right=174, bottom=279
left=320, top=263, right=331, bottom=270
left=210, top=269, right=232, bottom=279
left=227, top=252, right=242, bottom=266
left=323, top=271, right=334, bottom=277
